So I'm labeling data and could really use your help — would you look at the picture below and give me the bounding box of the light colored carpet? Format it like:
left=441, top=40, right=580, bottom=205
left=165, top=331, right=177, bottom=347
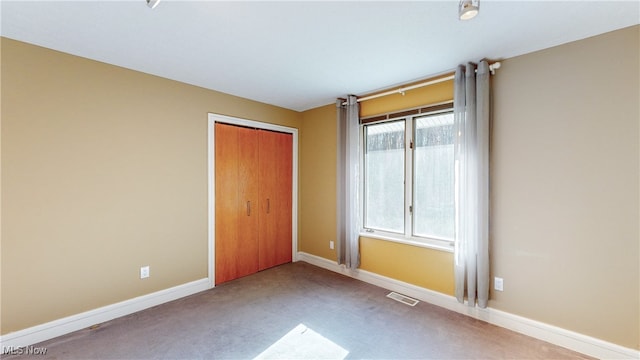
left=7, top=262, right=593, bottom=359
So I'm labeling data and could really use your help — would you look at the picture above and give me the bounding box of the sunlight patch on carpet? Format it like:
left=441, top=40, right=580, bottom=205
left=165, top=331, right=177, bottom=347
left=254, top=323, right=349, bottom=360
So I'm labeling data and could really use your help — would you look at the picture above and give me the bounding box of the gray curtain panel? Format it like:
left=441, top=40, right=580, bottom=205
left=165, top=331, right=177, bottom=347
left=336, top=95, right=361, bottom=269
left=453, top=61, right=490, bottom=308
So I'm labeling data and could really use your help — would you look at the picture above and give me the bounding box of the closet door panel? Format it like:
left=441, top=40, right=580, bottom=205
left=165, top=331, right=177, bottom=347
left=258, top=130, right=292, bottom=270
left=258, top=130, right=276, bottom=270
left=236, top=126, right=260, bottom=278
left=216, top=123, right=292, bottom=283
left=215, top=123, right=240, bottom=284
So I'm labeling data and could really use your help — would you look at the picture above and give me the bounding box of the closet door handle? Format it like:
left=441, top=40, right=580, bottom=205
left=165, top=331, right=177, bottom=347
left=247, top=201, right=251, bottom=216
left=266, top=198, right=270, bottom=214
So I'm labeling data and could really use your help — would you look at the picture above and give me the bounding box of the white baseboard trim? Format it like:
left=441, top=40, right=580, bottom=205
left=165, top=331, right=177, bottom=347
left=296, top=252, right=639, bottom=360
left=0, top=278, right=210, bottom=349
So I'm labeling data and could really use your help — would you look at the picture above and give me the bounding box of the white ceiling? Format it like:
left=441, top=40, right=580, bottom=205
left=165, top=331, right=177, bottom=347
left=1, top=1, right=638, bottom=111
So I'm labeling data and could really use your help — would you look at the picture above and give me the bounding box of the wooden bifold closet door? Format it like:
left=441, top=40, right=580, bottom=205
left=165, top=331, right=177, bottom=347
left=215, top=122, right=292, bottom=285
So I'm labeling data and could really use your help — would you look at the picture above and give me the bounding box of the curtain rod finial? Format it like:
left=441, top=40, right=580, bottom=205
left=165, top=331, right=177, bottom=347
left=490, top=61, right=501, bottom=75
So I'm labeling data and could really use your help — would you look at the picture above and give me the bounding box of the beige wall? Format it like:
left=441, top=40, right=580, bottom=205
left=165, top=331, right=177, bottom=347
left=359, top=237, right=454, bottom=295
left=299, top=25, right=639, bottom=350
left=360, top=79, right=453, bottom=118
left=299, top=104, right=338, bottom=260
left=0, top=38, right=301, bottom=334
left=490, top=26, right=639, bottom=349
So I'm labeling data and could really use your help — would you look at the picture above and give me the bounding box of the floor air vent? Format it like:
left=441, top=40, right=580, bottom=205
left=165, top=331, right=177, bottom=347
left=386, top=292, right=419, bottom=306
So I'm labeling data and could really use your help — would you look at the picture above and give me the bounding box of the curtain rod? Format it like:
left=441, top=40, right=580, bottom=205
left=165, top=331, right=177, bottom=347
left=343, top=61, right=501, bottom=105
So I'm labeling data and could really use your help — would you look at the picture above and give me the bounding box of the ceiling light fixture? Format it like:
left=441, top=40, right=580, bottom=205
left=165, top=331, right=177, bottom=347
left=146, top=0, right=161, bottom=9
left=459, top=0, right=479, bottom=20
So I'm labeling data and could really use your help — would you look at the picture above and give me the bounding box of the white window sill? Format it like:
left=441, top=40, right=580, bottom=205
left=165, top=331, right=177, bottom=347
left=359, top=230, right=454, bottom=253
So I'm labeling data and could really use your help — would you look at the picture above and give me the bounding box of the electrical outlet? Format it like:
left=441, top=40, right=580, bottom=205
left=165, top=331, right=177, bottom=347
left=140, top=266, right=150, bottom=279
left=329, top=240, right=334, bottom=250
left=494, top=277, right=503, bottom=291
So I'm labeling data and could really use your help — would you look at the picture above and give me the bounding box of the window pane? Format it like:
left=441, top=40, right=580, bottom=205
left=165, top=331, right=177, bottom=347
left=413, top=113, right=454, bottom=240
left=364, top=121, right=405, bottom=233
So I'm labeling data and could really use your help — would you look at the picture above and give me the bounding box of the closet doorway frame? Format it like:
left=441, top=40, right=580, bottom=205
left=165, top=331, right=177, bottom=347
left=207, top=113, right=299, bottom=289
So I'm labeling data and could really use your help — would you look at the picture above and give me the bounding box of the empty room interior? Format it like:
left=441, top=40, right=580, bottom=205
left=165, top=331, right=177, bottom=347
left=1, top=1, right=639, bottom=359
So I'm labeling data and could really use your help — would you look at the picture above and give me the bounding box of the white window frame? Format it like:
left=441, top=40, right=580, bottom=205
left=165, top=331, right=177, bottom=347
left=360, top=107, right=454, bottom=253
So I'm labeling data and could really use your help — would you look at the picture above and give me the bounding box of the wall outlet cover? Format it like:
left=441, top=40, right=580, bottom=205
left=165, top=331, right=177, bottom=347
left=140, top=266, right=150, bottom=279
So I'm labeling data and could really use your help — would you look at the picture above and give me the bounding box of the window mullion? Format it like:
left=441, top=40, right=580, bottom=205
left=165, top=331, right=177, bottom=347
left=405, top=117, right=413, bottom=238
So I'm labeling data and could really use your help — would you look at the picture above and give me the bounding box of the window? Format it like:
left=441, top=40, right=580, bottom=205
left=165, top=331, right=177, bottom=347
left=362, top=108, right=455, bottom=248
left=363, top=120, right=405, bottom=233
